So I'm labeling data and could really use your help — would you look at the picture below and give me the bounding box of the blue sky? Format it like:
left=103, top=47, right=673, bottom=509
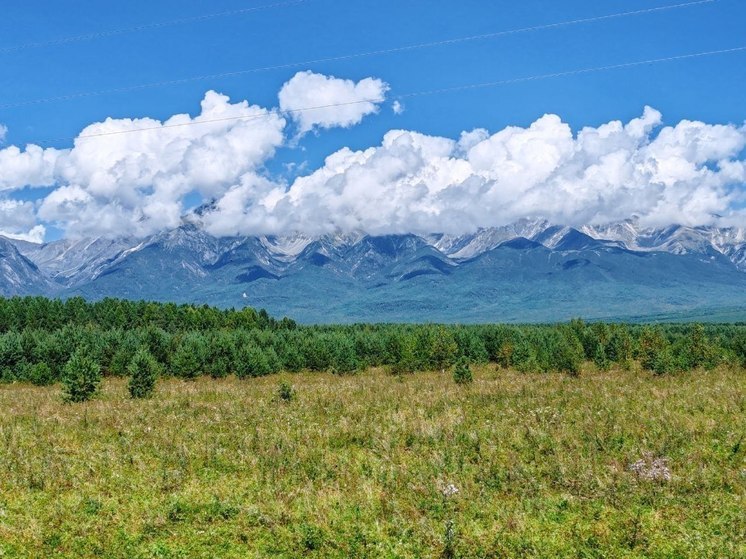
left=1, top=0, right=745, bottom=241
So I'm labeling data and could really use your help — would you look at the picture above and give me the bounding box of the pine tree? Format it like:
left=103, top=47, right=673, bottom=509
left=235, top=346, right=272, bottom=379
left=170, top=333, right=207, bottom=380
left=62, top=351, right=101, bottom=402
left=453, top=357, right=473, bottom=384
left=593, top=342, right=610, bottom=371
left=431, top=326, right=458, bottom=370
left=128, top=348, right=159, bottom=399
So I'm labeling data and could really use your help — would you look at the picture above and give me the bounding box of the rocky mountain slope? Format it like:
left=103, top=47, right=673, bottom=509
left=4, top=218, right=746, bottom=322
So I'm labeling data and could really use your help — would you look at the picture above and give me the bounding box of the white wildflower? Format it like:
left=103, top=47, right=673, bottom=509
left=629, top=452, right=672, bottom=482
left=440, top=482, right=459, bottom=498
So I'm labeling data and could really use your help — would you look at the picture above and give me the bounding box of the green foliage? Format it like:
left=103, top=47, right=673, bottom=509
left=2, top=297, right=746, bottom=387
left=648, top=345, right=684, bottom=376
left=330, top=335, right=360, bottom=375
left=681, top=324, right=719, bottom=370
left=0, top=331, right=24, bottom=371
left=61, top=351, right=101, bottom=402
left=593, top=341, right=610, bottom=371
left=235, top=345, right=279, bottom=379
left=205, top=332, right=235, bottom=379
left=452, top=358, right=473, bottom=384
left=277, top=379, right=295, bottom=402
left=275, top=335, right=305, bottom=372
left=0, top=296, right=295, bottom=333
left=454, top=327, right=489, bottom=363
left=109, top=333, right=140, bottom=377
left=607, top=324, right=633, bottom=365
left=127, top=349, right=159, bottom=399
left=27, top=362, right=54, bottom=386
left=731, top=330, right=746, bottom=367
left=638, top=326, right=669, bottom=371
left=387, top=332, right=419, bottom=375
left=170, top=333, right=207, bottom=380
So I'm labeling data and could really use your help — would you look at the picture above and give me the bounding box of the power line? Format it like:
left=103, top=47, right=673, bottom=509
left=0, top=0, right=310, bottom=55
left=0, top=0, right=718, bottom=111
left=33, top=44, right=746, bottom=145
left=397, top=45, right=746, bottom=99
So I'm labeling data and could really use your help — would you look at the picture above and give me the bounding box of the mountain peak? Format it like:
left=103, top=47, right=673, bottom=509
left=5, top=219, right=746, bottom=321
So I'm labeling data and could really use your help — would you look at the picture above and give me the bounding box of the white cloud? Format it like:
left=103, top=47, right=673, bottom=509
left=0, top=72, right=391, bottom=240
left=392, top=100, right=404, bottom=115
left=0, top=124, right=7, bottom=144
left=34, top=91, right=286, bottom=237
left=0, top=199, right=46, bottom=243
left=0, top=144, right=64, bottom=191
left=278, top=71, right=388, bottom=135
left=200, top=106, right=746, bottom=235
left=2, top=75, right=745, bottom=242
left=1, top=225, right=46, bottom=244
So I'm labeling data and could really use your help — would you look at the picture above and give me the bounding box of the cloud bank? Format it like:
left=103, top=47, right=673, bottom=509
left=202, top=106, right=746, bottom=236
left=0, top=70, right=745, bottom=242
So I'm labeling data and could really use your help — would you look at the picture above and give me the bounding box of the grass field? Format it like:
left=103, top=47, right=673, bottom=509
left=1, top=366, right=744, bottom=558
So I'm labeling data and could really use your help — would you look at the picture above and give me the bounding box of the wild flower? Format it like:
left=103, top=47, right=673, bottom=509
left=629, top=452, right=672, bottom=482
left=439, top=482, right=459, bottom=498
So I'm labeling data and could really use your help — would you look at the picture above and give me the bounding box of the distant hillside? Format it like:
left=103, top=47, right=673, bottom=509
left=4, top=218, right=746, bottom=323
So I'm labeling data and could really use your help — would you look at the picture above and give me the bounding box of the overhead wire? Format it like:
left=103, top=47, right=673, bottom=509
left=0, top=0, right=719, bottom=111
left=29, top=44, right=746, bottom=145
left=0, top=0, right=311, bottom=55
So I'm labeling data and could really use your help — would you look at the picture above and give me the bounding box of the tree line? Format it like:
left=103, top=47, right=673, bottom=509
left=1, top=297, right=745, bottom=400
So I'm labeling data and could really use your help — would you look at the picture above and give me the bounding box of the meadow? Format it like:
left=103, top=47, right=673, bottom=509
left=1, top=364, right=744, bottom=558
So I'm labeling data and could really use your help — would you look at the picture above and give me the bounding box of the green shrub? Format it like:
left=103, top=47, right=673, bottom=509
left=649, top=345, right=684, bottom=376
left=593, top=342, right=610, bottom=371
left=276, top=340, right=305, bottom=372
left=62, top=351, right=101, bottom=402
left=170, top=334, right=207, bottom=380
left=388, top=333, right=419, bottom=375
left=453, top=358, right=473, bottom=384
left=278, top=380, right=295, bottom=402
left=607, top=325, right=633, bottom=365
left=454, top=328, right=489, bottom=364
left=128, top=348, right=159, bottom=399
left=109, top=333, right=140, bottom=377
left=0, top=332, right=24, bottom=372
left=545, top=328, right=584, bottom=375
left=28, top=362, right=54, bottom=386
left=206, top=333, right=234, bottom=379
left=682, top=324, right=719, bottom=370
left=331, top=335, right=360, bottom=375
left=234, top=346, right=272, bottom=379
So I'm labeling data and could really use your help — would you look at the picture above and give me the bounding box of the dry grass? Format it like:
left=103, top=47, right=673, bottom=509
left=1, top=366, right=745, bottom=558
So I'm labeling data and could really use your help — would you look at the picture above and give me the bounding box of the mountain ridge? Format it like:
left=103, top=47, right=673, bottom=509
left=4, top=219, right=746, bottom=323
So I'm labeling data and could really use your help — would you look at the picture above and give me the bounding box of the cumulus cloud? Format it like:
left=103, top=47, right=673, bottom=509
left=0, top=144, right=64, bottom=191
left=278, top=71, right=389, bottom=135
left=32, top=91, right=286, bottom=237
left=0, top=124, right=7, bottom=144
left=1, top=73, right=745, bottom=242
left=200, top=106, right=746, bottom=235
left=0, top=199, right=46, bottom=243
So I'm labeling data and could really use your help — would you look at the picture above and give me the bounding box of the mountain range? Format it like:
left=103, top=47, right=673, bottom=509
left=3, top=218, right=746, bottom=323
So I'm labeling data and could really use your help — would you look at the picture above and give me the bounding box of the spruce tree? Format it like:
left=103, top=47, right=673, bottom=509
left=62, top=351, right=101, bottom=402
left=453, top=357, right=473, bottom=384
left=128, top=348, right=159, bottom=399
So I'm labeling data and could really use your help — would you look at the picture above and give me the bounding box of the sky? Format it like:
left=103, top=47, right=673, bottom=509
left=0, top=0, right=745, bottom=242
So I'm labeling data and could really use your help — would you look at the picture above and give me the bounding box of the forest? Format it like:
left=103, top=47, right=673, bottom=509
left=1, top=296, right=745, bottom=397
